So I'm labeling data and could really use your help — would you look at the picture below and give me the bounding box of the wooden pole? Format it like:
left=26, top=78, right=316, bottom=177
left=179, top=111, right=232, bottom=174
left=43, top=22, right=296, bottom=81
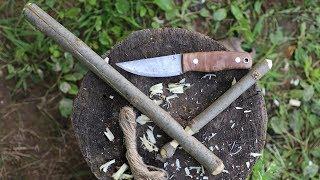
left=23, top=3, right=224, bottom=175
left=160, top=59, right=272, bottom=159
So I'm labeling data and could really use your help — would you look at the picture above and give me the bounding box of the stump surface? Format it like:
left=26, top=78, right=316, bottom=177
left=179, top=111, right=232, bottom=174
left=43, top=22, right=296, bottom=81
left=72, top=28, right=267, bottom=179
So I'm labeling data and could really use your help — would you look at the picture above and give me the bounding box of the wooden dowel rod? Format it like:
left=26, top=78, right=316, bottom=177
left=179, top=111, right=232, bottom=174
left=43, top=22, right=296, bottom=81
left=23, top=3, right=224, bottom=175
left=160, top=59, right=272, bottom=159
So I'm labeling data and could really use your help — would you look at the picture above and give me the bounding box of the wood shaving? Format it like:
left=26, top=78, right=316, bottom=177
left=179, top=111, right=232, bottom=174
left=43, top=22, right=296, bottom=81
left=250, top=152, right=262, bottom=157
left=140, top=134, right=158, bottom=152
left=290, top=78, right=299, bottom=86
left=153, top=99, right=163, bottom=105
left=99, top=159, right=115, bottom=173
left=164, top=162, right=169, bottom=168
left=136, top=114, right=152, bottom=125
left=200, top=166, right=205, bottom=176
left=222, top=169, right=230, bottom=174
left=209, top=146, right=214, bottom=151
left=168, top=79, right=191, bottom=94
left=231, top=123, right=235, bottom=129
left=166, top=94, right=179, bottom=104
left=176, top=159, right=181, bottom=171
left=189, top=166, right=201, bottom=173
left=112, top=163, right=129, bottom=180
left=120, top=174, right=133, bottom=179
left=246, top=162, right=250, bottom=169
left=149, top=83, right=163, bottom=97
left=207, top=133, right=217, bottom=141
left=201, top=74, right=216, bottom=79
left=104, top=127, right=115, bottom=142
left=289, top=99, right=301, bottom=107
left=184, top=167, right=192, bottom=178
left=104, top=57, right=109, bottom=63
left=146, top=128, right=156, bottom=144
left=232, top=77, right=237, bottom=85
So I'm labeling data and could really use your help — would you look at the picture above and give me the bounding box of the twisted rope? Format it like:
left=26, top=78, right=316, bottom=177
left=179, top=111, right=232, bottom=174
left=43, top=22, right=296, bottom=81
left=119, top=106, right=168, bottom=180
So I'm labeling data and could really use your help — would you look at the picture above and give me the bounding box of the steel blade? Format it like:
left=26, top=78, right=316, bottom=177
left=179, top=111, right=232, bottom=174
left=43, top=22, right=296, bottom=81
left=116, top=54, right=182, bottom=77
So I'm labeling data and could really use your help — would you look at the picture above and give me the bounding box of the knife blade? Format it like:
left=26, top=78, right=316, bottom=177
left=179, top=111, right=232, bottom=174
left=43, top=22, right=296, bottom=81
left=116, top=51, right=252, bottom=77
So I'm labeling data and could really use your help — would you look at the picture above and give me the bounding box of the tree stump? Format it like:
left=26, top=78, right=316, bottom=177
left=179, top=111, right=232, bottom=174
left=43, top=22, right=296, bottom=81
left=72, top=28, right=268, bottom=179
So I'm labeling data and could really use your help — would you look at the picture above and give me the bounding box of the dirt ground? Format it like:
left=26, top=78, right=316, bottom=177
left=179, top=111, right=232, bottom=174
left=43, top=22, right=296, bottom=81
left=0, top=77, right=94, bottom=179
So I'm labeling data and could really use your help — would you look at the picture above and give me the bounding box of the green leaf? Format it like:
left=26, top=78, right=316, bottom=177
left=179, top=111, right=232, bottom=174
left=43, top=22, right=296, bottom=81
left=115, top=0, right=130, bottom=14
left=68, top=83, right=79, bottom=95
left=64, top=73, right=84, bottom=81
left=230, top=4, right=244, bottom=20
left=311, top=147, right=320, bottom=158
left=88, top=0, right=96, bottom=6
left=151, top=22, right=160, bottom=28
left=269, top=28, right=285, bottom=45
left=65, top=8, right=81, bottom=19
left=49, top=45, right=61, bottom=58
left=165, top=9, right=179, bottom=20
left=270, top=116, right=288, bottom=134
left=59, top=82, right=71, bottom=93
left=300, top=82, right=314, bottom=101
left=7, top=64, right=15, bottom=74
left=199, top=8, right=210, bottom=18
left=139, top=6, right=147, bottom=17
left=253, top=16, right=265, bottom=37
left=213, top=8, right=227, bottom=21
left=59, top=98, right=73, bottom=118
left=74, top=62, right=88, bottom=76
left=45, top=0, right=56, bottom=8
left=254, top=1, right=262, bottom=14
left=61, top=52, right=74, bottom=73
left=99, top=31, right=112, bottom=46
left=110, top=26, right=122, bottom=38
left=95, top=17, right=102, bottom=31
left=154, top=0, right=174, bottom=12
left=313, top=128, right=320, bottom=138
left=289, top=110, right=303, bottom=135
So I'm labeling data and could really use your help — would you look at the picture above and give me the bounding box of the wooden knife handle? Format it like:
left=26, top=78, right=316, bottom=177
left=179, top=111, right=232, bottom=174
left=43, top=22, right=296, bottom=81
left=182, top=51, right=252, bottom=73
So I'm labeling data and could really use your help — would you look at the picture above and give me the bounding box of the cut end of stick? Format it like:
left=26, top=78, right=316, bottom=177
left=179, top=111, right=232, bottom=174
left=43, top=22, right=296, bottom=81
left=160, top=149, right=168, bottom=159
left=265, top=59, right=273, bottom=69
left=211, top=162, right=225, bottom=175
left=23, top=2, right=33, bottom=12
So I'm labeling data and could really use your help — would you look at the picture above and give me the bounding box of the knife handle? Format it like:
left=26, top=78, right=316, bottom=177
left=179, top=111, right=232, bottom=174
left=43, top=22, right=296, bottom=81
left=182, top=51, right=252, bottom=73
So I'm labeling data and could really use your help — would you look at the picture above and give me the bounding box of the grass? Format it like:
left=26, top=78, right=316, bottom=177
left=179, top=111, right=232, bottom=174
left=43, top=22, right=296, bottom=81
left=0, top=0, right=319, bottom=179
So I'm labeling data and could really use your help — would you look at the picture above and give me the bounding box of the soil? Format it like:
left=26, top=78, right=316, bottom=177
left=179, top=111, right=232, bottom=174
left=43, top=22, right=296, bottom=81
left=72, top=28, right=268, bottom=179
left=0, top=77, right=94, bottom=179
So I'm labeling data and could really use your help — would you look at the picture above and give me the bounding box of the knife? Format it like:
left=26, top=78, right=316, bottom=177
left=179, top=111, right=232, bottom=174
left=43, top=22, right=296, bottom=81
left=116, top=51, right=252, bottom=77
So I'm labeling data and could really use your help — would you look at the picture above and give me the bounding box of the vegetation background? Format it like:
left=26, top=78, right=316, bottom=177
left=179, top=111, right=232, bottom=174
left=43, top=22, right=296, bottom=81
left=0, top=0, right=319, bottom=179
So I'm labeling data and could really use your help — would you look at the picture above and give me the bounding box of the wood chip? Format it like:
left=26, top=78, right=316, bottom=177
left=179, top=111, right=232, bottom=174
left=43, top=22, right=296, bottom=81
left=99, top=159, right=115, bottom=173
left=289, top=99, right=301, bottom=107
left=104, top=127, right=115, bottom=141
left=149, top=83, right=163, bottom=97
left=136, top=114, right=152, bottom=125
left=250, top=152, right=262, bottom=157
left=112, top=163, right=128, bottom=180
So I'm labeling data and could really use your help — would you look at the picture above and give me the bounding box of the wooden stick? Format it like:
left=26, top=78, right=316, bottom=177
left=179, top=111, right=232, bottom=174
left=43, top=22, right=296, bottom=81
left=23, top=3, right=224, bottom=175
left=160, top=59, right=272, bottom=159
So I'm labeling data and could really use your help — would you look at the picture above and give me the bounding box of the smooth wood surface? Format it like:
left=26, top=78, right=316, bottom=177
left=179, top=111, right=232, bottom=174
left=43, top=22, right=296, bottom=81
left=182, top=51, right=252, bottom=73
